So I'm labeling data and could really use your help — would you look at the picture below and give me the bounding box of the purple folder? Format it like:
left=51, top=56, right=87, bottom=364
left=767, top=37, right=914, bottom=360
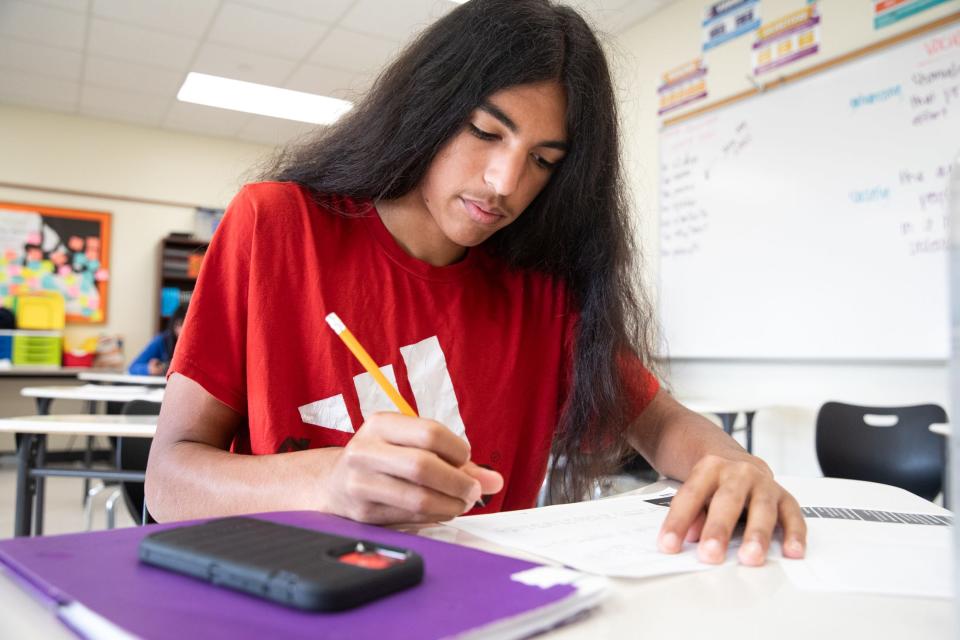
left=0, top=511, right=600, bottom=639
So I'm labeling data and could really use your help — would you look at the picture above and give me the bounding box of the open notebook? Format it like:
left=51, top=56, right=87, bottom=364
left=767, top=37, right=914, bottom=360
left=0, top=511, right=607, bottom=640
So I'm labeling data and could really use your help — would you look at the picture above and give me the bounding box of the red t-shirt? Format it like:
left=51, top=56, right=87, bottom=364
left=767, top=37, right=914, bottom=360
left=171, top=182, right=659, bottom=511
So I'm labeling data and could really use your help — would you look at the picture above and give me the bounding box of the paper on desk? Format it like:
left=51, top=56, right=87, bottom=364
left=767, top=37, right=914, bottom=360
left=776, top=476, right=953, bottom=599
left=450, top=489, right=742, bottom=579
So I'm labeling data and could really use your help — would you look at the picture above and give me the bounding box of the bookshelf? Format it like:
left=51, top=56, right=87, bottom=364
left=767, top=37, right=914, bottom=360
left=156, top=234, right=208, bottom=333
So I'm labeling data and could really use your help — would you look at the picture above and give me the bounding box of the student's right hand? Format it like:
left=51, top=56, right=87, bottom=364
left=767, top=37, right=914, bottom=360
left=320, top=412, right=503, bottom=524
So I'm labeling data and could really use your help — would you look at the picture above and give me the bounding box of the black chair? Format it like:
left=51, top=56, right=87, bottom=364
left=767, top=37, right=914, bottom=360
left=119, top=400, right=159, bottom=524
left=815, top=401, right=947, bottom=501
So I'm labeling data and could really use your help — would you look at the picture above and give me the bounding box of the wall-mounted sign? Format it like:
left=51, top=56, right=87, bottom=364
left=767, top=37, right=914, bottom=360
left=874, top=0, right=952, bottom=30
left=752, top=5, right=821, bottom=75
left=703, top=0, right=761, bottom=52
left=658, top=58, right=709, bottom=115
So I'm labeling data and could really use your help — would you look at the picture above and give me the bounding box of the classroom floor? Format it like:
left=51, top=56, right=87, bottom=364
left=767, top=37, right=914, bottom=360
left=0, top=454, right=138, bottom=540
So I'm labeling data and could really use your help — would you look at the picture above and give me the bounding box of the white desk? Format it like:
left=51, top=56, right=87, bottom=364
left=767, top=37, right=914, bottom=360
left=20, top=385, right=164, bottom=412
left=0, top=414, right=157, bottom=438
left=0, top=366, right=88, bottom=378
left=78, top=372, right=167, bottom=386
left=17, top=385, right=165, bottom=528
left=1, top=412, right=159, bottom=537
left=439, top=476, right=953, bottom=639
left=0, top=476, right=950, bottom=639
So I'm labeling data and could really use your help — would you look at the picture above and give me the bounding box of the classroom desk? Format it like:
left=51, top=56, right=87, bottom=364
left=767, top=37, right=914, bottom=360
left=680, top=398, right=762, bottom=453
left=0, top=366, right=90, bottom=378
left=437, top=476, right=953, bottom=639
left=77, top=372, right=167, bottom=386
left=0, top=414, right=157, bottom=538
left=19, top=385, right=164, bottom=509
left=0, top=477, right=950, bottom=639
left=20, top=384, right=165, bottom=415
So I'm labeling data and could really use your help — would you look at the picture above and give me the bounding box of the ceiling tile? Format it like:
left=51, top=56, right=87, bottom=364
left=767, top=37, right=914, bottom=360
left=285, top=63, right=369, bottom=101
left=0, top=0, right=86, bottom=50
left=0, top=0, right=675, bottom=144
left=192, top=42, right=297, bottom=85
left=79, top=84, right=170, bottom=123
left=0, top=39, right=83, bottom=82
left=162, top=100, right=252, bottom=138
left=208, top=2, right=330, bottom=60
left=236, top=115, right=318, bottom=146
left=236, top=0, right=355, bottom=23
left=0, top=67, right=78, bottom=112
left=309, top=27, right=400, bottom=75
left=91, top=0, right=220, bottom=38
left=87, top=17, right=198, bottom=72
left=339, top=0, right=453, bottom=42
left=85, top=56, right=186, bottom=96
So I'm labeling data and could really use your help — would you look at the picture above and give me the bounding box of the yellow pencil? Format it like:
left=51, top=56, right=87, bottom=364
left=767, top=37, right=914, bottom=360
left=325, top=312, right=417, bottom=417
left=326, top=312, right=488, bottom=508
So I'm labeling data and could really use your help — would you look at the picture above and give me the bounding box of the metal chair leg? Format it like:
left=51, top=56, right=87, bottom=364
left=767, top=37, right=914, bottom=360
left=744, top=411, right=756, bottom=453
left=82, top=435, right=95, bottom=500
left=105, top=488, right=122, bottom=530
left=33, top=435, right=47, bottom=535
left=83, top=482, right=108, bottom=531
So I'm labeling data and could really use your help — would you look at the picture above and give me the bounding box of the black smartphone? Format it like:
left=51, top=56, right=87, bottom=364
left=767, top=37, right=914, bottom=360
left=138, top=516, right=424, bottom=611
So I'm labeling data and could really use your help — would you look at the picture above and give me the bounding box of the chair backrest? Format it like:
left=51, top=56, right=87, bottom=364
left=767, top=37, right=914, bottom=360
left=815, top=401, right=948, bottom=501
left=119, top=400, right=160, bottom=524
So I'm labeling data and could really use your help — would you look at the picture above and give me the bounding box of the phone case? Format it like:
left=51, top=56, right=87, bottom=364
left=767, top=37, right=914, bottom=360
left=138, top=516, right=424, bottom=611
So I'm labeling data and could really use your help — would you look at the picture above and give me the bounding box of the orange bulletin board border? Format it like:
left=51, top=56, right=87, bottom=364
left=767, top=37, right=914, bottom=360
left=0, top=201, right=111, bottom=324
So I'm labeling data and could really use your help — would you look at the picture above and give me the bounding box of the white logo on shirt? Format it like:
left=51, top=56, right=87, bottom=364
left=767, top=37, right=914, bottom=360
left=298, top=336, right=469, bottom=444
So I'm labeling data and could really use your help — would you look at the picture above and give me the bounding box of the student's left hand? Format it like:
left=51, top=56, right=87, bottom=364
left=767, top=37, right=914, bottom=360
left=656, top=453, right=806, bottom=566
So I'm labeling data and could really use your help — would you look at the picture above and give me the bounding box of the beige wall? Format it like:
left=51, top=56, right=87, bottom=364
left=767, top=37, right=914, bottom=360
left=0, top=105, right=271, bottom=448
left=611, top=1, right=957, bottom=477
left=0, top=104, right=270, bottom=364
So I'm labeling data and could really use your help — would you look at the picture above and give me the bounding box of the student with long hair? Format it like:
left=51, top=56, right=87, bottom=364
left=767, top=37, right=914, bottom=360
left=146, top=0, right=805, bottom=567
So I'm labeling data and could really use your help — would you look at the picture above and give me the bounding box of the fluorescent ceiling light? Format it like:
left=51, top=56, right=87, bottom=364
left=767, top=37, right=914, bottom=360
left=177, top=72, right=352, bottom=125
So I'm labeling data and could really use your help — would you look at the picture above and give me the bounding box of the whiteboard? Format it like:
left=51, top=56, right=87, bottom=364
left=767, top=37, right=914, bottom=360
left=658, top=22, right=960, bottom=361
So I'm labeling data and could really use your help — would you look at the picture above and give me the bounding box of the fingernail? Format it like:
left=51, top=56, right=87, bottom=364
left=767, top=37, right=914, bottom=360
left=738, top=540, right=764, bottom=565
left=468, top=485, right=481, bottom=504
left=785, top=538, right=805, bottom=558
left=659, top=531, right=681, bottom=553
left=699, top=538, right=724, bottom=563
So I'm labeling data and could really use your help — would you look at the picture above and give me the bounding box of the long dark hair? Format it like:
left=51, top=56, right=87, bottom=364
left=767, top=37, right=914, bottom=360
left=260, top=0, right=659, bottom=501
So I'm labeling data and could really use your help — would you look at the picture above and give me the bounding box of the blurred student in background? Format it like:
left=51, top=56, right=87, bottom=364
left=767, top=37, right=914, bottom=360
left=129, top=303, right=187, bottom=376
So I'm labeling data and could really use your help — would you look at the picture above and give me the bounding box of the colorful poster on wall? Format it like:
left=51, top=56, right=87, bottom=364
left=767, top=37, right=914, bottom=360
left=0, top=202, right=110, bottom=323
left=752, top=5, right=821, bottom=75
left=702, top=0, right=761, bottom=52
left=874, top=0, right=952, bottom=29
left=658, top=58, right=709, bottom=115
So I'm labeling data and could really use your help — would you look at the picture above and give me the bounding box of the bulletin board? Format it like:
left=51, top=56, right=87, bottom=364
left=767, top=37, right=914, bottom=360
left=0, top=201, right=111, bottom=324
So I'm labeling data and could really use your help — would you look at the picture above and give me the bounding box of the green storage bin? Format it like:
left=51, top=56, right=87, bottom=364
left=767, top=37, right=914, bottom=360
left=12, top=331, right=62, bottom=366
